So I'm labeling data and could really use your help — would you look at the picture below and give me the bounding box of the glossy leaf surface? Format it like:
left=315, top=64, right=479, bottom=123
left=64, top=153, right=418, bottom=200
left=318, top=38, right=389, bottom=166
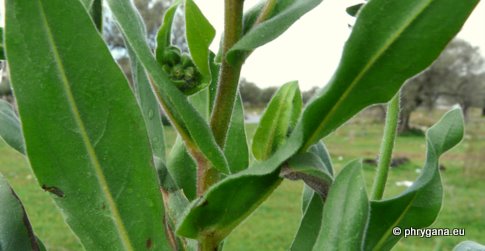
left=0, top=174, right=41, bottom=251
left=313, top=160, right=369, bottom=251
left=106, top=0, right=229, bottom=174
left=228, top=0, right=324, bottom=64
left=252, top=81, right=301, bottom=160
left=298, top=0, right=478, bottom=150
left=6, top=0, right=170, bottom=249
left=0, top=100, right=24, bottom=154
left=364, top=108, right=464, bottom=251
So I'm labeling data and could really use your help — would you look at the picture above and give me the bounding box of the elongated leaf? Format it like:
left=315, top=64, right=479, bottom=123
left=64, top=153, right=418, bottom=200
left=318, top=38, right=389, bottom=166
left=177, top=130, right=304, bottom=241
left=281, top=152, right=332, bottom=197
left=0, top=174, right=42, bottom=251
left=167, top=137, right=197, bottom=201
left=175, top=88, right=303, bottom=240
left=302, top=141, right=333, bottom=211
left=106, top=0, right=229, bottom=174
left=185, top=0, right=215, bottom=82
left=227, top=0, right=324, bottom=64
left=313, top=160, right=369, bottom=251
left=290, top=192, right=323, bottom=251
left=155, top=0, right=180, bottom=59
left=129, top=48, right=166, bottom=163
left=0, top=100, right=24, bottom=154
left=298, top=0, right=478, bottom=150
left=177, top=169, right=282, bottom=242
left=364, top=107, right=464, bottom=251
left=6, top=0, right=170, bottom=249
left=290, top=142, right=333, bottom=250
left=179, top=0, right=476, bottom=242
left=224, top=94, right=249, bottom=173
left=453, top=241, right=485, bottom=251
left=252, top=81, right=302, bottom=160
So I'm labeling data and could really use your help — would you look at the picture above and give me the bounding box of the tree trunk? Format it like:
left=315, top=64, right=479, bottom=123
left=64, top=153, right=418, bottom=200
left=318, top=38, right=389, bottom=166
left=462, top=104, right=470, bottom=122
left=398, top=110, right=411, bottom=134
left=482, top=107, right=485, bottom=117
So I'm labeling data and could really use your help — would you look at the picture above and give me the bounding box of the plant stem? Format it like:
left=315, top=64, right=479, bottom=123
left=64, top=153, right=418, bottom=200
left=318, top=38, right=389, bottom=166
left=199, top=237, right=219, bottom=251
left=371, top=93, right=400, bottom=200
left=254, top=0, right=277, bottom=26
left=90, top=0, right=103, bottom=32
left=210, top=0, right=244, bottom=147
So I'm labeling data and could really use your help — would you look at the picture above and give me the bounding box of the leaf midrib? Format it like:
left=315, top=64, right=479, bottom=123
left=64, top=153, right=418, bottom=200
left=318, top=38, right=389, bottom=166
left=36, top=1, right=134, bottom=250
left=371, top=192, right=418, bottom=251
left=303, top=0, right=435, bottom=150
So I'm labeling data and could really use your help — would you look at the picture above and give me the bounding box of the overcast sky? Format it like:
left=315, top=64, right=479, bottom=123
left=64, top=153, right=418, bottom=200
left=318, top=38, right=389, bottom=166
left=195, top=0, right=485, bottom=90
left=1, top=0, right=483, bottom=91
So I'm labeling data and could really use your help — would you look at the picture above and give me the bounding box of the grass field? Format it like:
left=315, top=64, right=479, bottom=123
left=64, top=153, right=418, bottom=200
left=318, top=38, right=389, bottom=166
left=0, top=108, right=484, bottom=250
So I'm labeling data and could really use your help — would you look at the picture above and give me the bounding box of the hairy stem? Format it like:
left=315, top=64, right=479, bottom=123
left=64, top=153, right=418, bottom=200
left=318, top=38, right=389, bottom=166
left=371, top=93, right=400, bottom=200
left=210, top=0, right=244, bottom=147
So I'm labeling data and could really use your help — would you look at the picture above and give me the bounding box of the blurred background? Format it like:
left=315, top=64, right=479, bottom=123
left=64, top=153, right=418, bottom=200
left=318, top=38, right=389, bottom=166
left=0, top=0, right=484, bottom=250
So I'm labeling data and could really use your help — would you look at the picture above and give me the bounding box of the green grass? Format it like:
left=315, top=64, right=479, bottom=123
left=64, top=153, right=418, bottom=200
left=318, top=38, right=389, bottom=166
left=1, top=109, right=484, bottom=250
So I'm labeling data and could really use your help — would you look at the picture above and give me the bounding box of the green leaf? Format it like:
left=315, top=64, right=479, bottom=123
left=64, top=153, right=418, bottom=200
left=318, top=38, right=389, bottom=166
left=185, top=0, right=215, bottom=82
left=129, top=47, right=166, bottom=163
left=291, top=142, right=333, bottom=251
left=290, top=192, right=324, bottom=251
left=228, top=0, right=324, bottom=64
left=453, top=241, right=485, bottom=251
left=309, top=141, right=334, bottom=176
left=0, top=174, right=43, bottom=251
left=281, top=152, right=333, bottom=198
left=177, top=169, right=282, bottom=242
left=177, top=130, right=304, bottom=241
left=313, top=160, right=369, bottom=251
left=167, top=137, right=197, bottom=201
left=224, top=94, right=249, bottom=173
left=106, top=0, right=229, bottom=174
left=79, top=0, right=94, bottom=9
left=301, top=141, right=333, bottom=212
left=155, top=0, right=180, bottom=59
left=364, top=108, right=464, bottom=251
left=298, top=0, right=478, bottom=150
left=346, top=3, right=365, bottom=17
left=5, top=0, right=171, bottom=249
left=0, top=100, right=24, bottom=154
left=252, top=81, right=302, bottom=160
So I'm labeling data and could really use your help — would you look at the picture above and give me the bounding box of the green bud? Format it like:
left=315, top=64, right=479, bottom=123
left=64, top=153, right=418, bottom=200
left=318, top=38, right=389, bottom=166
left=171, top=64, right=185, bottom=80
left=161, top=64, right=172, bottom=74
left=162, top=46, right=181, bottom=66
left=184, top=66, right=196, bottom=81
left=180, top=54, right=194, bottom=68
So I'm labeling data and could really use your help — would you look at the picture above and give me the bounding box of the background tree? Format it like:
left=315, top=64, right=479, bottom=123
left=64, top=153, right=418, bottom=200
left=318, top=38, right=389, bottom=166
left=399, top=38, right=485, bottom=133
